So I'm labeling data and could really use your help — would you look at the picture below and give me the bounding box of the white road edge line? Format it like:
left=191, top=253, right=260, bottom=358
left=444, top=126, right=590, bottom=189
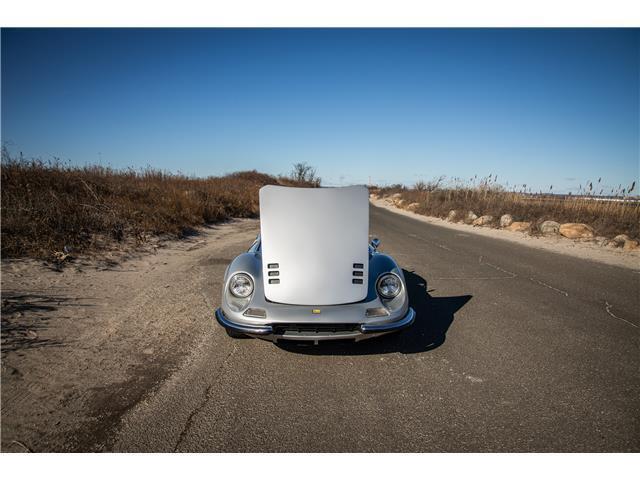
left=605, top=301, right=638, bottom=328
left=479, top=256, right=517, bottom=278
left=435, top=276, right=516, bottom=280
left=528, top=277, right=569, bottom=297
left=407, top=233, right=455, bottom=252
left=437, top=256, right=517, bottom=280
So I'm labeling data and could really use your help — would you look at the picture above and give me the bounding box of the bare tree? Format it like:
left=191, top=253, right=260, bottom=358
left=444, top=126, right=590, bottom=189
left=291, top=162, right=321, bottom=186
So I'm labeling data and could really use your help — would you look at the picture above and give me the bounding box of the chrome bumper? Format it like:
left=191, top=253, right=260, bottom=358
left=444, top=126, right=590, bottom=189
left=215, top=308, right=274, bottom=335
left=359, top=307, right=415, bottom=333
left=215, top=307, right=415, bottom=340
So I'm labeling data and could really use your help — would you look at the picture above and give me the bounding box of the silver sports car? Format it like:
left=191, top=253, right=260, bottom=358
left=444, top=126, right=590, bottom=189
left=215, top=185, right=415, bottom=343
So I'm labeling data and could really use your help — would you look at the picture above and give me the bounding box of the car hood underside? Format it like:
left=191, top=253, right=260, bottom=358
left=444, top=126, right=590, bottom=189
left=259, top=185, right=370, bottom=305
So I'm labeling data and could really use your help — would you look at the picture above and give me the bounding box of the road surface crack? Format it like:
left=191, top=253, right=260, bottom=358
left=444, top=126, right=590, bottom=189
left=605, top=301, right=638, bottom=328
left=172, top=344, right=238, bottom=452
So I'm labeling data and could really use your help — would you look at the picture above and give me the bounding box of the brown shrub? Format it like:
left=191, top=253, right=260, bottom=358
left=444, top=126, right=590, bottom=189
left=373, top=183, right=640, bottom=240
left=1, top=156, right=315, bottom=258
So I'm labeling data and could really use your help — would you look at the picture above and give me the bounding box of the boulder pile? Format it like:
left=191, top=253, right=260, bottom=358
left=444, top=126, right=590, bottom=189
left=377, top=194, right=639, bottom=252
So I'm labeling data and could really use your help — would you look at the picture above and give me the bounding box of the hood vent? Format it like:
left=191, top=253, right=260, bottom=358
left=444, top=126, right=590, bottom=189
left=267, top=263, right=280, bottom=284
left=352, top=262, right=364, bottom=284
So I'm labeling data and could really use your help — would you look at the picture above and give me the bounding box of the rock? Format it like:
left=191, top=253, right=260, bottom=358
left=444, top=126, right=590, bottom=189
left=446, top=210, right=458, bottom=222
left=594, top=236, right=608, bottom=247
left=472, top=215, right=493, bottom=226
left=559, top=223, right=595, bottom=239
left=369, top=193, right=379, bottom=200
left=52, top=251, right=70, bottom=263
left=391, top=193, right=402, bottom=200
left=405, top=202, right=420, bottom=212
left=500, top=214, right=513, bottom=228
left=465, top=211, right=478, bottom=224
left=505, top=221, right=531, bottom=232
left=395, top=199, right=405, bottom=207
left=611, top=234, right=630, bottom=247
left=613, top=235, right=640, bottom=250
left=540, top=220, right=560, bottom=236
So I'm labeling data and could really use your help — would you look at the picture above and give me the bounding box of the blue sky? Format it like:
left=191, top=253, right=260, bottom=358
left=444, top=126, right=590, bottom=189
left=1, top=28, right=638, bottom=192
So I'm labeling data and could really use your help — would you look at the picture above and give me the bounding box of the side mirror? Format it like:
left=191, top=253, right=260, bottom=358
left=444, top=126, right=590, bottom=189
left=249, top=234, right=261, bottom=253
left=370, top=238, right=381, bottom=251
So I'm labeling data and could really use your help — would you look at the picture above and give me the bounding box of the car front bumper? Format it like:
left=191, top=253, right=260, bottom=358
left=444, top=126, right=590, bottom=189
left=215, top=307, right=415, bottom=342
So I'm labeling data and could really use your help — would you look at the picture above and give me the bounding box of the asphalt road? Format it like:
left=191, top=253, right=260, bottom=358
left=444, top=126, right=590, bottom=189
left=113, top=205, right=640, bottom=452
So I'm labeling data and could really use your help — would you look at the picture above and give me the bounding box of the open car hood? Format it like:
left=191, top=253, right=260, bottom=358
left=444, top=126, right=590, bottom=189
left=259, top=185, right=369, bottom=305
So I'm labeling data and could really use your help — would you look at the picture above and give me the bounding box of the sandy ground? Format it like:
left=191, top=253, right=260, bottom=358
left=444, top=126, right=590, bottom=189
left=2, top=205, right=638, bottom=452
left=371, top=198, right=640, bottom=271
left=1, top=219, right=259, bottom=452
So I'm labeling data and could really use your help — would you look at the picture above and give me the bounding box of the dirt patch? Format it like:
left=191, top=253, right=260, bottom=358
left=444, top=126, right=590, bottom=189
left=65, top=355, right=172, bottom=452
left=1, top=219, right=259, bottom=452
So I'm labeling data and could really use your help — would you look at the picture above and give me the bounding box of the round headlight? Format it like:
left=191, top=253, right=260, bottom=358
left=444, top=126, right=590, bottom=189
left=376, top=273, right=401, bottom=299
left=229, top=273, right=254, bottom=298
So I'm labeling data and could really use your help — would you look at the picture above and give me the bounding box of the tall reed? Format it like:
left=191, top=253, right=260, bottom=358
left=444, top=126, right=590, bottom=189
left=374, top=174, right=640, bottom=239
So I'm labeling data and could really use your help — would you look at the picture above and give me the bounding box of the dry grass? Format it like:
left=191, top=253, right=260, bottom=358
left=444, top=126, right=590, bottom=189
left=373, top=176, right=640, bottom=240
left=1, top=153, right=314, bottom=259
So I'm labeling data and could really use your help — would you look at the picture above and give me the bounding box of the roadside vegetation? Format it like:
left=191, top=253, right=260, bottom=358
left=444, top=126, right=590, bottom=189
left=372, top=174, right=640, bottom=242
left=1, top=150, right=319, bottom=259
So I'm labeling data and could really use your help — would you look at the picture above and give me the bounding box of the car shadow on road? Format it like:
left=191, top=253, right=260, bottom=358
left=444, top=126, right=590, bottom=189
left=276, top=270, right=472, bottom=356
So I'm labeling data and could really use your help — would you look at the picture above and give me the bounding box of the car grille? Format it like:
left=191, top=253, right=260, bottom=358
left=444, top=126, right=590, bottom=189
left=272, top=323, right=359, bottom=335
